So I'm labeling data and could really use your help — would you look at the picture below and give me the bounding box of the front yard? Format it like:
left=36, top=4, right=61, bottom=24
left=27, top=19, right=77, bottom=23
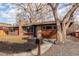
left=0, top=35, right=28, bottom=43
left=0, top=35, right=79, bottom=56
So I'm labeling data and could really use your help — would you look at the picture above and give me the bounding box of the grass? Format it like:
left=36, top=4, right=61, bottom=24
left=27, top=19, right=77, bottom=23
left=0, top=35, right=28, bottom=43
left=0, top=35, right=37, bottom=54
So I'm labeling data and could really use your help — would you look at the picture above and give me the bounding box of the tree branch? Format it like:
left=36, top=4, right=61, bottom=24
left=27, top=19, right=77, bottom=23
left=48, top=3, right=62, bottom=32
left=63, top=3, right=79, bottom=24
left=47, top=3, right=59, bottom=20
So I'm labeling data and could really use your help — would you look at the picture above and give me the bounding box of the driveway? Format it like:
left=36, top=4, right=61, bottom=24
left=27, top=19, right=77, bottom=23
left=42, top=36, right=79, bottom=56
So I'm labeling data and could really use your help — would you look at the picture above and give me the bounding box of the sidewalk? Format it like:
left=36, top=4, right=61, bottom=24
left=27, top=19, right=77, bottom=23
left=31, top=40, right=53, bottom=55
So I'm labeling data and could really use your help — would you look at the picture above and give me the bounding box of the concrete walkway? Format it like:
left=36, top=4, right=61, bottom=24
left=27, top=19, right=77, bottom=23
left=31, top=40, right=53, bottom=55
left=43, top=36, right=79, bottom=56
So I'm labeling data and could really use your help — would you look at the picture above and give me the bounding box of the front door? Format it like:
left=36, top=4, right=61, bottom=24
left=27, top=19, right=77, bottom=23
left=32, top=25, right=37, bottom=37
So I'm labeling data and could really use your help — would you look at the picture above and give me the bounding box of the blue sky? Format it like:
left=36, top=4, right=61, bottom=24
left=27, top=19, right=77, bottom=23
left=0, top=3, right=79, bottom=24
left=0, top=3, right=16, bottom=24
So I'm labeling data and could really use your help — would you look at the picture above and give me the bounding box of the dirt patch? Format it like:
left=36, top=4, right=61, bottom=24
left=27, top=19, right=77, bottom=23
left=0, top=39, right=37, bottom=54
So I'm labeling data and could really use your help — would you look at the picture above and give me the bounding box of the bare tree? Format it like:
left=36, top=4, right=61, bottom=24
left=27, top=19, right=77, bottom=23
left=47, top=3, right=79, bottom=43
left=13, top=3, right=79, bottom=43
left=13, top=3, right=46, bottom=35
left=14, top=3, right=46, bottom=23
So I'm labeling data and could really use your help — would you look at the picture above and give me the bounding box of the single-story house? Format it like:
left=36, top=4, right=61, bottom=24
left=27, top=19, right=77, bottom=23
left=25, top=21, right=57, bottom=39
left=0, top=23, right=11, bottom=36
left=0, top=19, right=74, bottom=39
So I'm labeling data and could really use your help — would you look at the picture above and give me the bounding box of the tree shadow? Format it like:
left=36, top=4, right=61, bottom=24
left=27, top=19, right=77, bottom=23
left=0, top=39, right=37, bottom=54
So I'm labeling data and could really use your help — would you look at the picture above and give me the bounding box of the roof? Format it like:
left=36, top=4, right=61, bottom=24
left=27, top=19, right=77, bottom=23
left=0, top=26, right=9, bottom=30
left=25, top=19, right=74, bottom=26
left=0, top=23, right=11, bottom=27
left=26, top=20, right=56, bottom=26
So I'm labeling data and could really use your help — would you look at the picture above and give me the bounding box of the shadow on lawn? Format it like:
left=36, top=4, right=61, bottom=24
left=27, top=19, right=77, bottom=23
left=0, top=39, right=37, bottom=54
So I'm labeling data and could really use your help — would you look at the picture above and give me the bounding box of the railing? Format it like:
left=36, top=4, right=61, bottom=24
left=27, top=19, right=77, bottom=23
left=41, top=29, right=56, bottom=38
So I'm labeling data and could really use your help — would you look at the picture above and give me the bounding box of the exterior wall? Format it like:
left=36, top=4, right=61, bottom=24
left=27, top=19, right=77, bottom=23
left=8, top=28, right=19, bottom=35
left=8, top=30, right=19, bottom=35
left=36, top=25, right=57, bottom=39
left=0, top=26, right=8, bottom=36
left=75, top=32, right=79, bottom=38
left=73, top=30, right=79, bottom=38
left=0, top=30, right=6, bottom=36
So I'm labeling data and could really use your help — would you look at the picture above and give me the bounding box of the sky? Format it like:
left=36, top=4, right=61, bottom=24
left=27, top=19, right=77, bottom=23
left=0, top=3, right=79, bottom=24
left=0, top=3, right=17, bottom=24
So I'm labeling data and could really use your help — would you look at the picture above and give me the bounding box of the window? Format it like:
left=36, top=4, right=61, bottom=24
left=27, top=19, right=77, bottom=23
left=42, top=26, right=46, bottom=30
left=23, top=27, right=27, bottom=32
left=53, top=26, right=57, bottom=29
left=42, top=25, right=52, bottom=30
left=10, top=28, right=15, bottom=32
left=52, top=25, right=57, bottom=30
left=46, top=26, right=52, bottom=29
left=24, top=26, right=34, bottom=32
left=42, top=25, right=57, bottom=30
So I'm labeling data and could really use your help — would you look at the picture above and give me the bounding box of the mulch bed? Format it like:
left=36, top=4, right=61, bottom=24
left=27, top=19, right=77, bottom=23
left=0, top=40, right=37, bottom=54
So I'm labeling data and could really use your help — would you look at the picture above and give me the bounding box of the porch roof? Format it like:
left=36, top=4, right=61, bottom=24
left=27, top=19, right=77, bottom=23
left=26, top=21, right=56, bottom=26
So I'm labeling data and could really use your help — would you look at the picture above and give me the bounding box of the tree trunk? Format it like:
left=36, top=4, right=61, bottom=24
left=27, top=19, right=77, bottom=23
left=57, top=30, right=63, bottom=42
left=62, top=28, right=67, bottom=42
left=62, top=23, right=67, bottom=42
left=48, top=3, right=79, bottom=44
left=55, top=22, right=67, bottom=44
left=19, top=25, right=23, bottom=36
left=56, top=28, right=67, bottom=44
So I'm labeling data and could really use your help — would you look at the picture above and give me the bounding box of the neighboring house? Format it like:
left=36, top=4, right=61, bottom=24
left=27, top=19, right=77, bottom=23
left=0, top=20, right=30, bottom=36
left=8, top=26, right=19, bottom=35
left=68, top=22, right=79, bottom=38
left=0, top=23, right=10, bottom=36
